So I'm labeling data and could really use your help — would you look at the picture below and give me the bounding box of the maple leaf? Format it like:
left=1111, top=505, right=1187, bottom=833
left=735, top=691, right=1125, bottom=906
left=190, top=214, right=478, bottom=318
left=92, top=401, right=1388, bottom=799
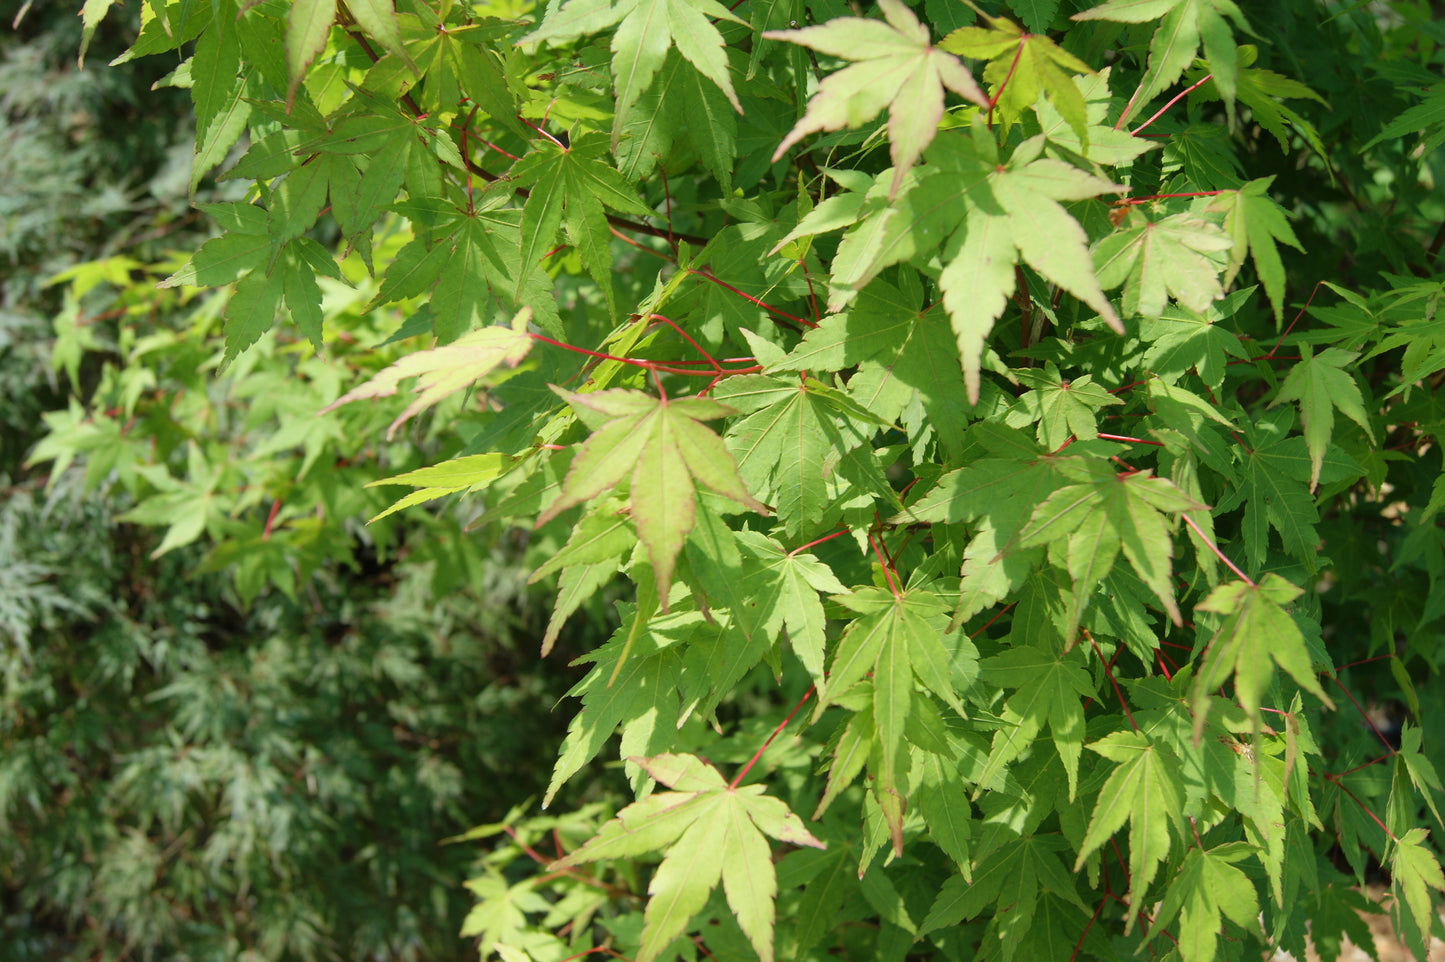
left=1208, top=178, right=1305, bottom=322
left=1072, top=0, right=1250, bottom=125
left=556, top=754, right=824, bottom=962
left=1391, top=828, right=1445, bottom=961
left=1139, top=293, right=1254, bottom=388
left=1075, top=730, right=1185, bottom=924
left=976, top=644, right=1095, bottom=799
left=940, top=13, right=1094, bottom=144
left=713, top=374, right=885, bottom=540
left=1018, top=459, right=1205, bottom=632
left=1363, top=80, right=1445, bottom=154
left=520, top=0, right=745, bottom=148
left=922, top=833, right=1088, bottom=951
left=821, top=584, right=969, bottom=849
left=1271, top=346, right=1373, bottom=491
left=1093, top=211, right=1234, bottom=320
left=365, top=453, right=513, bottom=523
left=537, top=388, right=768, bottom=606
left=1191, top=574, right=1335, bottom=740
left=1212, top=415, right=1365, bottom=571
left=544, top=610, right=683, bottom=805
left=765, top=0, right=986, bottom=198
left=1008, top=363, right=1124, bottom=450
left=286, top=0, right=336, bottom=111
left=1030, top=67, right=1159, bottom=167
left=511, top=131, right=653, bottom=315
left=770, top=283, right=975, bottom=461
left=319, top=313, right=533, bottom=439
left=1151, top=843, right=1263, bottom=962
left=1187, top=48, right=1331, bottom=156
left=729, top=530, right=848, bottom=697
left=927, top=131, right=1126, bottom=402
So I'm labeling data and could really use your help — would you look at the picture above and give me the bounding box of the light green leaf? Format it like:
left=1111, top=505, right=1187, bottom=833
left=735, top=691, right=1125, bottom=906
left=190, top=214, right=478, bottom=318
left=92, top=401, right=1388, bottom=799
left=557, top=754, right=822, bottom=962
left=286, top=0, right=337, bottom=111
left=1093, top=212, right=1234, bottom=320
left=1192, top=574, right=1335, bottom=739
left=766, top=0, right=986, bottom=197
left=540, top=389, right=768, bottom=605
left=1075, top=730, right=1184, bottom=924
left=1271, top=346, right=1372, bottom=491
left=320, top=317, right=533, bottom=439
left=941, top=14, right=1092, bottom=143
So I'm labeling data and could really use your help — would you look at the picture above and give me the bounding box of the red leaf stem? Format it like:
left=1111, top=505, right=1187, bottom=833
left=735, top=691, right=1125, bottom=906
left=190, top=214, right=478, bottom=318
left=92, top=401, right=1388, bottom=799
left=729, top=686, right=815, bottom=789
left=1131, top=74, right=1212, bottom=136
left=688, top=269, right=818, bottom=328
left=1181, top=513, right=1254, bottom=587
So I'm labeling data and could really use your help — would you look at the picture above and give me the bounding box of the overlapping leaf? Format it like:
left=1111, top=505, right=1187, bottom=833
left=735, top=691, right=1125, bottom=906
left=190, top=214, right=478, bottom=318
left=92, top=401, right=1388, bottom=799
left=1073, top=0, right=1249, bottom=124
left=319, top=315, right=533, bottom=439
left=1151, top=843, right=1262, bottom=962
left=940, top=14, right=1093, bottom=143
left=510, top=131, right=653, bottom=315
left=521, top=0, right=745, bottom=146
left=1191, top=574, right=1334, bottom=738
left=765, top=0, right=986, bottom=197
left=1093, top=212, right=1234, bottom=320
left=556, top=754, right=824, bottom=962
left=1075, top=730, right=1184, bottom=922
left=1018, top=460, right=1205, bottom=629
left=1271, top=346, right=1373, bottom=491
left=1208, top=178, right=1305, bottom=321
left=538, top=388, right=768, bottom=604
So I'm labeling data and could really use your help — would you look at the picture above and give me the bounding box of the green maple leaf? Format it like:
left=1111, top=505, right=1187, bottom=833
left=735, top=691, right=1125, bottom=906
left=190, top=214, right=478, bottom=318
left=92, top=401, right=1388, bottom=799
left=1017, top=460, right=1205, bottom=629
left=940, top=13, right=1094, bottom=144
left=1139, top=294, right=1253, bottom=388
left=1075, top=730, right=1185, bottom=924
left=1188, top=48, right=1329, bottom=156
left=538, top=388, right=768, bottom=605
left=927, top=132, right=1126, bottom=402
left=922, top=834, right=1086, bottom=937
left=1191, top=574, right=1334, bottom=739
left=1093, top=212, right=1234, bottom=320
left=1308, top=885, right=1382, bottom=962
left=1008, top=364, right=1124, bottom=450
left=1072, top=0, right=1250, bottom=126
left=1151, top=843, right=1262, bottom=962
left=511, top=131, right=653, bottom=315
left=1207, top=178, right=1305, bottom=322
left=765, top=0, right=986, bottom=198
left=371, top=203, right=558, bottom=339
left=285, top=0, right=336, bottom=111
left=1364, top=80, right=1445, bottom=154
left=976, top=645, right=1095, bottom=799
left=520, top=0, right=745, bottom=148
left=1271, top=346, right=1373, bottom=492
left=730, top=530, right=849, bottom=697
left=1005, top=0, right=1061, bottom=32
left=712, top=375, right=879, bottom=540
left=822, top=584, right=969, bottom=845
left=1212, top=412, right=1363, bottom=570
left=771, top=284, right=975, bottom=461
left=1031, top=67, right=1159, bottom=167
left=366, top=453, right=513, bottom=523
left=556, top=754, right=824, bottom=962
left=1391, top=828, right=1445, bottom=961
left=319, top=314, right=533, bottom=439
left=545, top=611, right=683, bottom=805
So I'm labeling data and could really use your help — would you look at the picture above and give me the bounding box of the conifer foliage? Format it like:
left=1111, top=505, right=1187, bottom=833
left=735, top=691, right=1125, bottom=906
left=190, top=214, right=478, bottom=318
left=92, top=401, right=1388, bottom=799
left=68, top=0, right=1445, bottom=959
